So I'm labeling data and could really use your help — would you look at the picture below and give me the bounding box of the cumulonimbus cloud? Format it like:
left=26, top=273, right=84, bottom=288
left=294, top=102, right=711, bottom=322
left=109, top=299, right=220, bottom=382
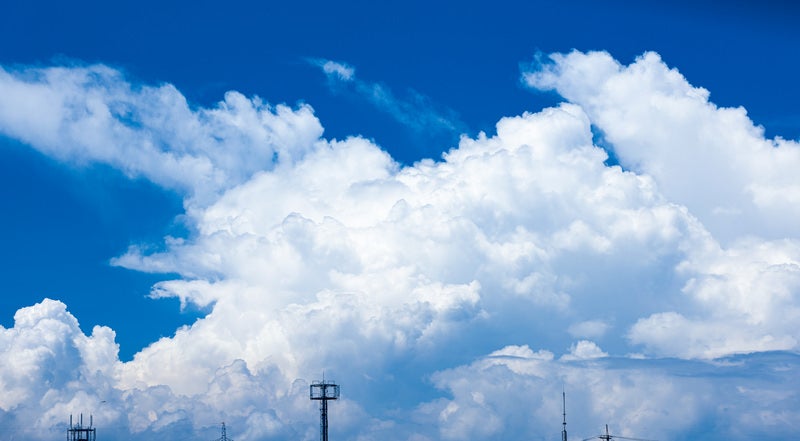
left=0, top=51, right=799, bottom=441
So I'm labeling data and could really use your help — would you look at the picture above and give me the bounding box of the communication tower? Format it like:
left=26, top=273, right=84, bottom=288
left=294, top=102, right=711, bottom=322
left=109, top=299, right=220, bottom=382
left=310, top=377, right=340, bottom=441
left=582, top=424, right=656, bottom=441
left=67, top=414, right=96, bottom=441
left=214, top=422, right=232, bottom=441
left=562, top=391, right=568, bottom=441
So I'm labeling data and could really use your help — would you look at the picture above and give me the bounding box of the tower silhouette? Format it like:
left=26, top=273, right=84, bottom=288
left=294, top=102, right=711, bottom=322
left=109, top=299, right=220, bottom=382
left=561, top=391, right=567, bottom=441
left=310, top=377, right=340, bottom=441
left=67, top=414, right=96, bottom=441
left=215, top=422, right=232, bottom=441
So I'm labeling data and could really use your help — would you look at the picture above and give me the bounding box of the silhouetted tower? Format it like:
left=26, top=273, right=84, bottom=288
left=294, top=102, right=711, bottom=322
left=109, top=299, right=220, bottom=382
left=67, top=414, right=96, bottom=441
left=561, top=391, right=568, bottom=441
left=585, top=424, right=656, bottom=441
left=215, top=422, right=232, bottom=441
left=310, top=378, right=340, bottom=441
left=600, top=425, right=612, bottom=441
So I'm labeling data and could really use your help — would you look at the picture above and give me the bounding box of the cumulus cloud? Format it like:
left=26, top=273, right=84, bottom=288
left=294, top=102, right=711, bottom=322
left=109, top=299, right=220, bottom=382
left=561, top=340, right=608, bottom=361
left=628, top=236, right=800, bottom=358
left=524, top=50, right=800, bottom=243
left=424, top=347, right=800, bottom=441
left=1, top=50, right=800, bottom=441
left=523, top=50, right=800, bottom=360
left=0, top=63, right=322, bottom=205
left=109, top=99, right=719, bottom=400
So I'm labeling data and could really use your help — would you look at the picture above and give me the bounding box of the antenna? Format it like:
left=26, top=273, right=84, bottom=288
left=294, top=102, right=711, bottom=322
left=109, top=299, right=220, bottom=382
left=601, top=425, right=611, bottom=441
left=67, top=414, right=96, bottom=441
left=562, top=389, right=568, bottom=441
left=310, top=376, right=340, bottom=441
left=214, top=421, right=232, bottom=441
left=581, top=424, right=657, bottom=441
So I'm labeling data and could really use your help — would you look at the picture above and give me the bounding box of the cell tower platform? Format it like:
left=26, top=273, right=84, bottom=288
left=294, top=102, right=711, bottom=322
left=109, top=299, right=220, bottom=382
left=67, top=414, right=95, bottom=441
left=310, top=378, right=339, bottom=441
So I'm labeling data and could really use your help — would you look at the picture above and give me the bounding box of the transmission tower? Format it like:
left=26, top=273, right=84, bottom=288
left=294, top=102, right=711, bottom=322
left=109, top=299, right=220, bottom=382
left=214, top=422, right=232, bottom=441
left=561, top=391, right=568, bottom=441
left=581, top=424, right=656, bottom=441
left=310, top=377, right=340, bottom=441
left=67, top=414, right=96, bottom=441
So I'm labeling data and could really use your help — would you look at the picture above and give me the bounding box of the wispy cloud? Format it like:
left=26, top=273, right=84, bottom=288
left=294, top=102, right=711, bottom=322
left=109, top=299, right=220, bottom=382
left=309, top=57, right=466, bottom=136
left=319, top=59, right=355, bottom=81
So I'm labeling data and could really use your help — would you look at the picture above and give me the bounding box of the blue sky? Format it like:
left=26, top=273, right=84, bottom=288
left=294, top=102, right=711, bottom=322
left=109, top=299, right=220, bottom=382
left=1, top=1, right=799, bottom=441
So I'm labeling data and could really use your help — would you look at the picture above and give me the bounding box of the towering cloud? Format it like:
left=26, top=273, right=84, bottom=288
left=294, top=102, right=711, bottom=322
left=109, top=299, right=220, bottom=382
left=524, top=51, right=800, bottom=360
left=0, top=51, right=798, bottom=440
left=524, top=50, right=800, bottom=242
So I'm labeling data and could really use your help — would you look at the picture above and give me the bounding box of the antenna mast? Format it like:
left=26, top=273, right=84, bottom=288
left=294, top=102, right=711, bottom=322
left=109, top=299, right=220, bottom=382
left=67, top=414, right=96, bottom=441
left=581, top=424, right=657, bottom=441
left=562, top=390, right=568, bottom=441
left=215, top=422, right=232, bottom=441
left=600, top=425, right=611, bottom=441
left=310, top=377, right=340, bottom=441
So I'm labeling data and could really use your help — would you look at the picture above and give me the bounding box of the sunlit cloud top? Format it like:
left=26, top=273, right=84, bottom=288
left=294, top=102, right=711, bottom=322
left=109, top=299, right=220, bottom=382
left=0, top=49, right=799, bottom=441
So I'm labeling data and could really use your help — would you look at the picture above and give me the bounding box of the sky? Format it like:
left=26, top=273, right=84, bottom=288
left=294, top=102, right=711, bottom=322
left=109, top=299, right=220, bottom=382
left=1, top=1, right=799, bottom=441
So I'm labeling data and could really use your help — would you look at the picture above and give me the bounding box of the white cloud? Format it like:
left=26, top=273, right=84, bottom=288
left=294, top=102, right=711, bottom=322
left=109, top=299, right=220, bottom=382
left=307, top=58, right=355, bottom=82
left=310, top=58, right=465, bottom=135
left=1, top=50, right=800, bottom=441
left=523, top=50, right=800, bottom=360
left=524, top=50, right=800, bottom=243
left=0, top=64, right=323, bottom=205
left=628, top=237, right=800, bottom=358
left=0, top=300, right=119, bottom=434
left=561, top=340, right=608, bottom=360
left=423, top=347, right=800, bottom=441
left=108, top=99, right=714, bottom=400
left=321, top=60, right=355, bottom=81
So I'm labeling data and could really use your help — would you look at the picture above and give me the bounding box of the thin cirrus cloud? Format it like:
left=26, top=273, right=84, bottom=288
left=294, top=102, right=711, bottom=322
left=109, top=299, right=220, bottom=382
left=0, top=51, right=799, bottom=441
left=308, top=58, right=466, bottom=137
